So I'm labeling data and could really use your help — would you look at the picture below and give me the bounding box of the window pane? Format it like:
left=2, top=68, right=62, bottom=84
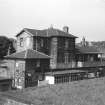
left=20, top=38, right=23, bottom=47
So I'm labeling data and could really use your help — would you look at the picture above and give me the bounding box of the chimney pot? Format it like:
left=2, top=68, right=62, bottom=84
left=63, top=26, right=69, bottom=33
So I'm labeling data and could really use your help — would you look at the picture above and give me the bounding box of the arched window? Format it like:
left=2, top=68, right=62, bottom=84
left=64, top=52, right=69, bottom=64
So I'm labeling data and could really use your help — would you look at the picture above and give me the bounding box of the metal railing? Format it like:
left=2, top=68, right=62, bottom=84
left=55, top=73, right=87, bottom=84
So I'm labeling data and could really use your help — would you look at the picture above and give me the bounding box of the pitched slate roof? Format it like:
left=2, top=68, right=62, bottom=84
left=5, top=49, right=50, bottom=59
left=16, top=28, right=77, bottom=38
left=75, top=46, right=103, bottom=54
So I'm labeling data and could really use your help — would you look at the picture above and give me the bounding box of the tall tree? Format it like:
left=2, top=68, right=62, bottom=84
left=8, top=38, right=16, bottom=55
left=0, top=36, right=16, bottom=58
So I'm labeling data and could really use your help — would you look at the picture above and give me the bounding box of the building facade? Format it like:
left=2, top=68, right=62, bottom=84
left=5, top=49, right=50, bottom=88
left=5, top=26, right=105, bottom=88
left=16, top=26, right=103, bottom=69
left=16, top=26, right=77, bottom=69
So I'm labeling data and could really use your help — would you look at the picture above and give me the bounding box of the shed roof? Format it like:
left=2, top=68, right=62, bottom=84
left=75, top=46, right=103, bottom=54
left=16, top=28, right=77, bottom=38
left=5, top=49, right=50, bottom=59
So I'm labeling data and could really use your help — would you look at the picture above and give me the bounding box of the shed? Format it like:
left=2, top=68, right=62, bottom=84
left=5, top=49, right=50, bottom=88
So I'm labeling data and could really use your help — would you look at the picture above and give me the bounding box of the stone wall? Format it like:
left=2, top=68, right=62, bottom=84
left=50, top=37, right=58, bottom=69
left=0, top=67, right=8, bottom=77
left=4, top=60, right=15, bottom=78
left=2, top=59, right=25, bottom=89
left=16, top=32, right=33, bottom=52
left=5, top=59, right=26, bottom=89
left=55, top=37, right=76, bottom=69
left=14, top=60, right=25, bottom=89
left=33, top=37, right=50, bottom=55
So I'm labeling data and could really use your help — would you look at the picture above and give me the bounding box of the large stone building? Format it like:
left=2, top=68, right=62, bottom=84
left=16, top=26, right=77, bottom=69
left=16, top=26, right=103, bottom=68
left=5, top=26, right=105, bottom=88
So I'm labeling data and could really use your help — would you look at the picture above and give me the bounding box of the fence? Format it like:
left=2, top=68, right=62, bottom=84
left=54, top=69, right=105, bottom=84
left=55, top=72, right=87, bottom=84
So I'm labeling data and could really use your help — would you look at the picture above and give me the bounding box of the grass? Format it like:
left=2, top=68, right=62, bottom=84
left=1, top=77, right=105, bottom=105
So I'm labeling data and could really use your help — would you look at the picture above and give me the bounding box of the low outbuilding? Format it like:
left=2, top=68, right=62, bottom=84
left=5, top=49, right=50, bottom=89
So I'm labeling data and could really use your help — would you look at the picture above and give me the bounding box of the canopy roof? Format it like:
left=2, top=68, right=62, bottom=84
left=75, top=46, right=103, bottom=54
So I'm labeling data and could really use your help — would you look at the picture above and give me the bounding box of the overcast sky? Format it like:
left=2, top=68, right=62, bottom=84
left=0, top=0, right=105, bottom=42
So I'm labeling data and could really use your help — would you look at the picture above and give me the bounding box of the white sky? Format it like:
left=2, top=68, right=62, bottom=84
left=0, top=0, right=105, bottom=42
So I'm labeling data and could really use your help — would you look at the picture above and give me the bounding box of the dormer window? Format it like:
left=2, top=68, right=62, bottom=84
left=20, top=38, right=23, bottom=47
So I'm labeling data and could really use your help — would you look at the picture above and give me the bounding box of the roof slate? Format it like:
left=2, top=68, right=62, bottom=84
left=16, top=28, right=77, bottom=38
left=75, top=46, right=103, bottom=54
left=5, top=49, right=50, bottom=59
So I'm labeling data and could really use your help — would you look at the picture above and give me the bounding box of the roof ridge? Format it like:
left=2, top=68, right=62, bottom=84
left=5, top=51, right=21, bottom=57
left=5, top=49, right=51, bottom=59
left=24, top=28, right=34, bottom=36
left=32, top=49, right=51, bottom=58
left=24, top=28, right=42, bottom=31
left=16, top=27, right=77, bottom=38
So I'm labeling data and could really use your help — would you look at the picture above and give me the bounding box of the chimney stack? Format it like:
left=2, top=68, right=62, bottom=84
left=63, top=26, right=69, bottom=33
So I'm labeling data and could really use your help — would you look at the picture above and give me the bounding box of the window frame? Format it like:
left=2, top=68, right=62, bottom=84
left=20, top=37, right=24, bottom=47
left=65, top=39, right=69, bottom=49
left=64, top=52, right=69, bottom=64
left=40, top=38, right=44, bottom=47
